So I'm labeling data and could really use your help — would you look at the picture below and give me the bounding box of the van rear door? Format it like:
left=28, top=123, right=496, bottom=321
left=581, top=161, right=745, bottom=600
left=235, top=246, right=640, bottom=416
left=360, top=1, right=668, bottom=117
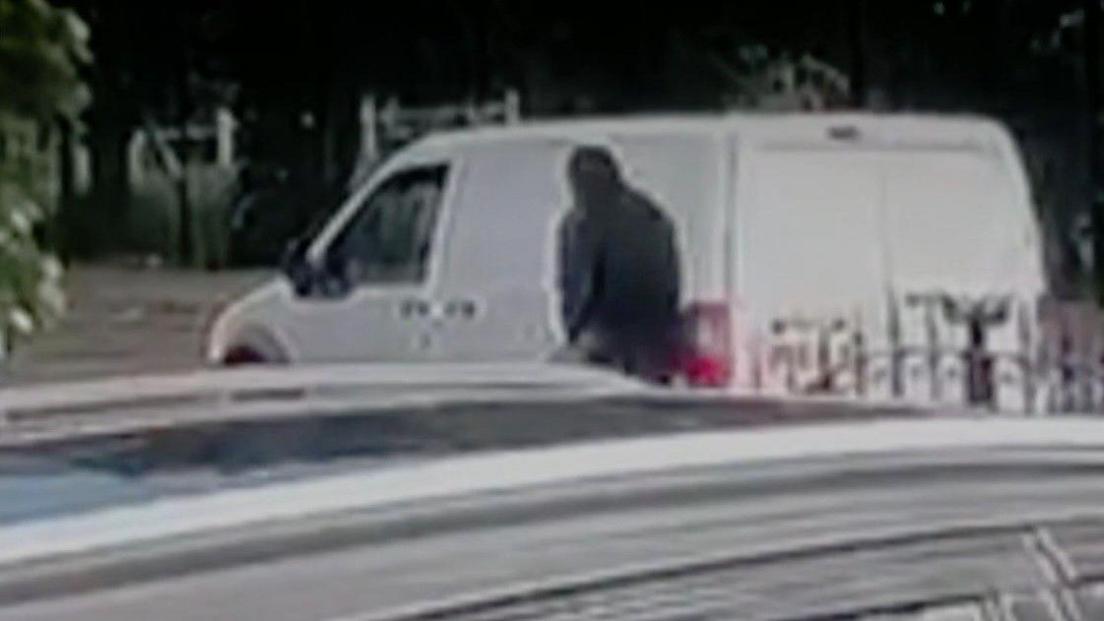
left=735, top=146, right=888, bottom=393
left=735, top=121, right=1043, bottom=406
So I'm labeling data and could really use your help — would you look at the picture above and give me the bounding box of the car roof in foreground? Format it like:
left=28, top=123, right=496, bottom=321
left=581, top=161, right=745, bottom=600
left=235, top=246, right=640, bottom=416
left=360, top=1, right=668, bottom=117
left=0, top=362, right=647, bottom=444
left=2, top=414, right=1103, bottom=569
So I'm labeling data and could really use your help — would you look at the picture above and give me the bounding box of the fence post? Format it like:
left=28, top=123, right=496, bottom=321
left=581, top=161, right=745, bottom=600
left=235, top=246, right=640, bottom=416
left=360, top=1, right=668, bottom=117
left=1017, top=301, right=1036, bottom=414
left=215, top=106, right=235, bottom=169
left=906, top=292, right=945, bottom=402
left=750, top=334, right=763, bottom=391
left=379, top=97, right=399, bottom=136
left=126, top=130, right=147, bottom=187
left=851, top=310, right=867, bottom=397
left=504, top=89, right=521, bottom=124
left=886, top=290, right=904, bottom=399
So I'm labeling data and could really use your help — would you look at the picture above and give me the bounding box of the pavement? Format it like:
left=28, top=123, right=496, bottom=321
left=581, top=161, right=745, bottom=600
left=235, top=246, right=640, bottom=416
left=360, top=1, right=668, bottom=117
left=1, top=265, right=271, bottom=386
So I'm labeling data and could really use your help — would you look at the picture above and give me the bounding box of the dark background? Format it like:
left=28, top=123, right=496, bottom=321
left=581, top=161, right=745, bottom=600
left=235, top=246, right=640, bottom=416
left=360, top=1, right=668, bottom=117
left=55, top=0, right=1104, bottom=295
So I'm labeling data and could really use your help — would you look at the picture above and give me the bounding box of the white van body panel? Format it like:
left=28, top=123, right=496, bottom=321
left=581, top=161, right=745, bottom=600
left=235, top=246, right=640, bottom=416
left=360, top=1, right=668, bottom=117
left=208, top=114, right=1045, bottom=407
left=430, top=139, right=569, bottom=359
left=208, top=143, right=463, bottom=364
left=424, top=125, right=727, bottom=361
left=730, top=116, right=1044, bottom=407
left=205, top=278, right=291, bottom=363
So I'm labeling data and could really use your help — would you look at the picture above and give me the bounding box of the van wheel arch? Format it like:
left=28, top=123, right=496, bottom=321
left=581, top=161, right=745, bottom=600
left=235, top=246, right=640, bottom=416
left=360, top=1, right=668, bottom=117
left=221, top=326, right=290, bottom=366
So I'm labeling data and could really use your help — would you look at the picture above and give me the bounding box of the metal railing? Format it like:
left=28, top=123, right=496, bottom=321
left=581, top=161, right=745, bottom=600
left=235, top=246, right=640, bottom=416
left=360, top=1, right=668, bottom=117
left=761, top=293, right=1104, bottom=414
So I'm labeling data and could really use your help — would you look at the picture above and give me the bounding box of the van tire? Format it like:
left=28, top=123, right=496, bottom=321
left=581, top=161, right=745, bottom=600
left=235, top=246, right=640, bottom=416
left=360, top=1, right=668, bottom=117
left=221, top=328, right=289, bottom=366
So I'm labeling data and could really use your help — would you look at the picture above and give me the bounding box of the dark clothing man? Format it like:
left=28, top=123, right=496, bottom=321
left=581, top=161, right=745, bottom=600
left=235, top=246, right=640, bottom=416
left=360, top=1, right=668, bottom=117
left=557, top=147, right=681, bottom=381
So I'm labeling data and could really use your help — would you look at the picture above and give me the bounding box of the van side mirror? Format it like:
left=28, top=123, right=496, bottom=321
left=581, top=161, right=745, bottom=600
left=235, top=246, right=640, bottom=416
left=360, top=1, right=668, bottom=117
left=280, top=237, right=314, bottom=296
left=281, top=237, right=353, bottom=299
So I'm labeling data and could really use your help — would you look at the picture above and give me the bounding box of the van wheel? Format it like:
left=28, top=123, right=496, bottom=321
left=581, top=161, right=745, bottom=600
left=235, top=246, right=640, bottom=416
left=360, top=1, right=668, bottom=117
left=219, top=328, right=288, bottom=367
left=223, top=344, right=269, bottom=366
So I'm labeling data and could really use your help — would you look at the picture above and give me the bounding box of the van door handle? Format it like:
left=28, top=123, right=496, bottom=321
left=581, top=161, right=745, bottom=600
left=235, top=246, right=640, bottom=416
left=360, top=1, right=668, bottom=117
left=443, top=298, right=478, bottom=320
left=399, top=298, right=431, bottom=319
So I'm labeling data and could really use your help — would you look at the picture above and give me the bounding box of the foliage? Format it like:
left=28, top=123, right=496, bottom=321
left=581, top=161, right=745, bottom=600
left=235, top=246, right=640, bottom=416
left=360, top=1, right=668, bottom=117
left=716, top=44, right=851, bottom=111
left=0, top=0, right=90, bottom=345
left=0, top=0, right=90, bottom=123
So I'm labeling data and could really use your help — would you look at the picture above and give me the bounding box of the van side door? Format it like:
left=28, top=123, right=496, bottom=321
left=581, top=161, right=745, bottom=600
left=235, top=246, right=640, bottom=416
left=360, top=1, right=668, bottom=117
left=429, top=140, right=570, bottom=360
left=278, top=161, right=454, bottom=362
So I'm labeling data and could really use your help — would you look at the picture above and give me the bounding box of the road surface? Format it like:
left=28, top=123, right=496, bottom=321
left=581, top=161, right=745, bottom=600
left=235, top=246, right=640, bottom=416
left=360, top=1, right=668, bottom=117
left=1, top=266, right=269, bottom=385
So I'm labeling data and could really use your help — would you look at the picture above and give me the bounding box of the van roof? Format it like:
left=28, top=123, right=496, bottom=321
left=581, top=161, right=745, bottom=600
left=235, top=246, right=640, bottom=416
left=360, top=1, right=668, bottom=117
left=419, top=112, right=1012, bottom=152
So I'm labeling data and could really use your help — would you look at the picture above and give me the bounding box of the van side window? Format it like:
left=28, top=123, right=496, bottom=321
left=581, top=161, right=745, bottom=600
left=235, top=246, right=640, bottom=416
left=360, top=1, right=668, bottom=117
left=330, top=165, right=448, bottom=285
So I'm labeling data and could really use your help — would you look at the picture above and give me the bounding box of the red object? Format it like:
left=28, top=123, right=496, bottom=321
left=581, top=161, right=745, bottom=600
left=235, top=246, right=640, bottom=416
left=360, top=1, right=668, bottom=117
left=679, top=301, right=733, bottom=387
left=223, top=345, right=266, bottom=366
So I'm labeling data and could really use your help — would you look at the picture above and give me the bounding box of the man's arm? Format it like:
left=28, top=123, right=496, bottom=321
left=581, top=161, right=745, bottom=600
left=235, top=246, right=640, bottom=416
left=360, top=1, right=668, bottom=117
left=635, top=192, right=681, bottom=320
left=661, top=220, right=681, bottom=317
left=557, top=211, right=590, bottom=343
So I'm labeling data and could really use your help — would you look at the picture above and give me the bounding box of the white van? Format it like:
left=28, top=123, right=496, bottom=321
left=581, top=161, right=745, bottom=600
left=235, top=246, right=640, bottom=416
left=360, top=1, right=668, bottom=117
left=206, top=114, right=1046, bottom=407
